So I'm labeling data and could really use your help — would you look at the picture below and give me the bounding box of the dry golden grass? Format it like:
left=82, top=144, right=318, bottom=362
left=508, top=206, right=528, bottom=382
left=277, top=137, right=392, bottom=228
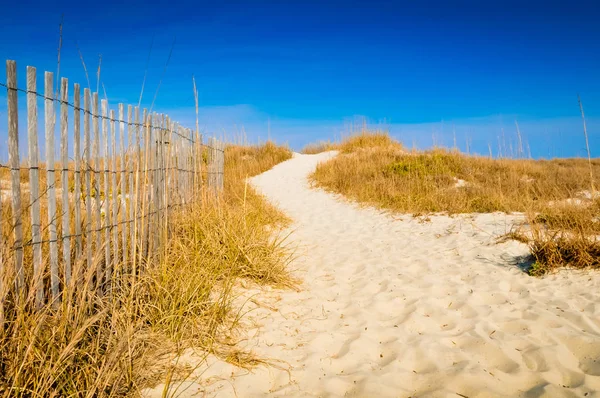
left=0, top=141, right=293, bottom=397
left=300, top=140, right=339, bottom=154
left=224, top=141, right=293, bottom=226
left=312, top=146, right=600, bottom=214
left=527, top=231, right=600, bottom=276
left=300, top=129, right=397, bottom=155
left=337, top=130, right=400, bottom=154
left=523, top=200, right=600, bottom=275
left=309, top=130, right=600, bottom=275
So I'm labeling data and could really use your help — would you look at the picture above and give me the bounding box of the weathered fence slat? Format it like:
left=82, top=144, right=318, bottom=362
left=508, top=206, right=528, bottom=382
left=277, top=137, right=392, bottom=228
left=1, top=59, right=227, bottom=309
left=214, top=137, right=218, bottom=191
left=186, top=129, right=190, bottom=199
left=185, top=129, right=190, bottom=202
left=191, top=129, right=196, bottom=200
left=119, top=104, right=127, bottom=267
left=128, top=105, right=135, bottom=266
left=183, top=129, right=187, bottom=200
left=45, top=71, right=59, bottom=303
left=149, top=113, right=157, bottom=255
left=199, top=133, right=204, bottom=194
left=101, top=100, right=111, bottom=284
left=73, top=84, right=82, bottom=261
left=171, top=122, right=178, bottom=205
left=60, top=77, right=71, bottom=284
left=132, top=106, right=140, bottom=270
left=140, top=109, right=149, bottom=262
left=110, top=109, right=119, bottom=275
left=175, top=126, right=181, bottom=202
left=214, top=137, right=218, bottom=190
left=180, top=127, right=185, bottom=202
left=208, top=136, right=215, bottom=191
left=84, top=88, right=93, bottom=271
left=219, top=140, right=223, bottom=191
left=155, top=114, right=163, bottom=252
left=155, top=114, right=162, bottom=252
left=26, top=66, right=43, bottom=308
left=93, top=93, right=102, bottom=288
left=221, top=141, right=225, bottom=190
left=7, top=60, right=24, bottom=295
left=191, top=131, right=196, bottom=198
left=163, top=117, right=171, bottom=244
left=0, top=169, right=3, bottom=325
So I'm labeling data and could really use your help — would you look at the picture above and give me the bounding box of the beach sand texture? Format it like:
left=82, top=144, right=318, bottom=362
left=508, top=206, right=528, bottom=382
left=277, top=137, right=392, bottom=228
left=147, top=151, right=600, bottom=397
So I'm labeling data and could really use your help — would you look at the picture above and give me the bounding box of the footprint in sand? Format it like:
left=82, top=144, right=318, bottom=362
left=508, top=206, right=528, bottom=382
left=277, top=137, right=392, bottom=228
left=145, top=152, right=600, bottom=398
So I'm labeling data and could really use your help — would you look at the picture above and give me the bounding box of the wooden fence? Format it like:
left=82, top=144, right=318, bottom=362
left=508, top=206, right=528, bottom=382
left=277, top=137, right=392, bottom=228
left=0, top=60, right=225, bottom=317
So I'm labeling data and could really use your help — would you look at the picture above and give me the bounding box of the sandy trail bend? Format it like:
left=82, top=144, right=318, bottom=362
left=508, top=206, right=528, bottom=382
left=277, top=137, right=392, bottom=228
left=158, top=152, right=600, bottom=397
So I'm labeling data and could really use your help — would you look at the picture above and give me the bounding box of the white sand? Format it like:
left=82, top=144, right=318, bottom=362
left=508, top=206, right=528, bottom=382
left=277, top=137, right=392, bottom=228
left=145, top=151, right=600, bottom=397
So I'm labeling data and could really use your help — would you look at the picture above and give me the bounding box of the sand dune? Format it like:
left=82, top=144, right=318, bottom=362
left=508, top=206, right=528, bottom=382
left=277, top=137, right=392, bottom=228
left=146, top=151, right=600, bottom=397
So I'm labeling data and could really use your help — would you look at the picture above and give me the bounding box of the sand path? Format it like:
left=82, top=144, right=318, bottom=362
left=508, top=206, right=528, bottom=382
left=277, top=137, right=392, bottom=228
left=151, top=152, right=600, bottom=397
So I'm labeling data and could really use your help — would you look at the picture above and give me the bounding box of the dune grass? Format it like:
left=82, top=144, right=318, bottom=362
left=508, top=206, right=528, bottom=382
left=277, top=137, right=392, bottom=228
left=224, top=141, right=293, bottom=226
left=337, top=130, right=400, bottom=154
left=525, top=199, right=600, bottom=275
left=301, top=140, right=339, bottom=154
left=299, top=128, right=395, bottom=155
left=309, top=131, right=600, bottom=275
left=0, top=142, right=293, bottom=397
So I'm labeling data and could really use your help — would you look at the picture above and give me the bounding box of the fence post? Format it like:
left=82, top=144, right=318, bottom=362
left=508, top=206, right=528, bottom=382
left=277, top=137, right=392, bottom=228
left=174, top=125, right=181, bottom=202
left=128, top=105, right=135, bottom=267
left=45, top=71, right=59, bottom=304
left=192, top=128, right=198, bottom=199
left=132, top=106, right=140, bottom=271
left=146, top=112, right=153, bottom=257
left=180, top=127, right=186, bottom=202
left=212, top=137, right=219, bottom=194
left=93, top=93, right=102, bottom=290
left=60, top=77, right=71, bottom=284
left=73, top=84, right=83, bottom=261
left=6, top=60, right=24, bottom=296
left=1, top=60, right=220, bottom=306
left=207, top=137, right=212, bottom=191
left=110, top=109, right=119, bottom=277
left=101, top=100, right=111, bottom=284
left=200, top=133, right=204, bottom=189
left=0, top=172, right=3, bottom=325
left=216, top=139, right=219, bottom=191
left=219, top=139, right=223, bottom=191
left=187, top=129, right=193, bottom=202
left=27, top=66, right=44, bottom=308
left=216, top=139, right=220, bottom=192
left=119, top=104, right=127, bottom=268
left=164, top=117, right=171, bottom=243
left=155, top=114, right=163, bottom=252
left=140, top=109, right=149, bottom=262
left=220, top=140, right=225, bottom=191
left=169, top=122, right=177, bottom=204
left=84, top=89, right=93, bottom=274
left=155, top=114, right=164, bottom=252
left=153, top=113, right=160, bottom=254
left=183, top=128, right=188, bottom=202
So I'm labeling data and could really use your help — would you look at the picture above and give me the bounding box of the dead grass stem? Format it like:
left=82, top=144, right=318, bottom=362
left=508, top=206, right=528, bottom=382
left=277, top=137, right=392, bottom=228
left=0, top=142, right=293, bottom=396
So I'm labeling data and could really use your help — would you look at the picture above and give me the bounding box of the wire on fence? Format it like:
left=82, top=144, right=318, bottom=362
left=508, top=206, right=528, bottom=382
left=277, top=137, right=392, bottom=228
left=0, top=60, right=226, bottom=314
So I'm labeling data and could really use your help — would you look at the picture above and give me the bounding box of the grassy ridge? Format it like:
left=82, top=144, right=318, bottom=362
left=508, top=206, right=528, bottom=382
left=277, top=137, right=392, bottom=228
left=309, top=131, right=600, bottom=275
left=301, top=140, right=338, bottom=154
left=0, top=142, right=293, bottom=397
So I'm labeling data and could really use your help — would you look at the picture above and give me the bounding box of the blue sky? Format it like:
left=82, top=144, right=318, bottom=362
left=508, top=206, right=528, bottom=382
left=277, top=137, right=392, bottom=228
left=1, top=0, right=600, bottom=157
